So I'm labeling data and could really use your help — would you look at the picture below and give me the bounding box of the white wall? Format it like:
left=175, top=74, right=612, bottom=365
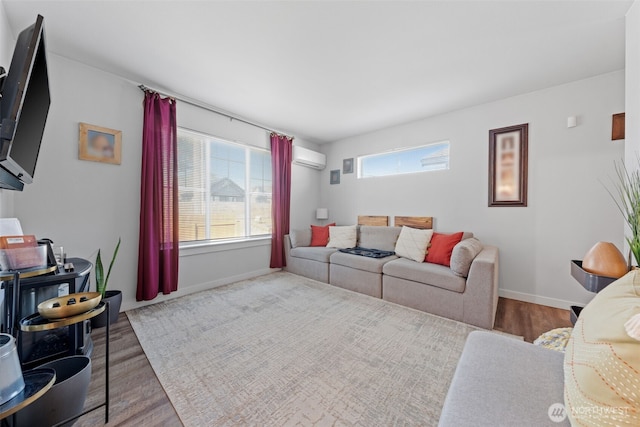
left=11, top=54, right=321, bottom=312
left=627, top=2, right=640, bottom=162
left=0, top=0, right=12, bottom=89
left=0, top=0, right=15, bottom=216
left=12, top=55, right=144, bottom=311
left=320, top=71, right=625, bottom=309
left=291, top=160, right=322, bottom=230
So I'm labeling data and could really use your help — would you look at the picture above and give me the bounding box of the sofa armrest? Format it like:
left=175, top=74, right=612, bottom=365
left=284, top=234, right=293, bottom=265
left=462, top=245, right=499, bottom=329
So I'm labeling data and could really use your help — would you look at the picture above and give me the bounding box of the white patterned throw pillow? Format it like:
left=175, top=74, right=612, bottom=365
left=327, top=225, right=357, bottom=249
left=395, top=226, right=434, bottom=263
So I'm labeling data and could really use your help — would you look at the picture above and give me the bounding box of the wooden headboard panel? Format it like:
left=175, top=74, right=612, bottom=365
left=394, top=216, right=433, bottom=229
left=357, top=215, right=389, bottom=226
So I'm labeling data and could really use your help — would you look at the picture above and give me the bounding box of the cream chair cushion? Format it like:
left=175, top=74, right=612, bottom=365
left=564, top=271, right=640, bottom=426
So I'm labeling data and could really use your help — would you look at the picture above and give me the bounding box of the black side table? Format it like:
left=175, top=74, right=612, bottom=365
left=0, top=368, right=56, bottom=422
left=1, top=258, right=93, bottom=368
left=20, top=302, right=110, bottom=425
left=569, top=260, right=618, bottom=324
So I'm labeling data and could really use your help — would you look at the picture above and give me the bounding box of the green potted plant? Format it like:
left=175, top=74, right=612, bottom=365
left=91, top=238, right=121, bottom=328
left=609, top=161, right=640, bottom=269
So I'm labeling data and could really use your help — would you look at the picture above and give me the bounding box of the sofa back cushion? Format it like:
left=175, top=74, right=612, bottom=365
left=358, top=226, right=401, bottom=252
left=327, top=225, right=357, bottom=248
left=450, top=238, right=483, bottom=277
left=564, top=271, right=640, bottom=426
left=395, top=226, right=434, bottom=263
left=290, top=229, right=311, bottom=248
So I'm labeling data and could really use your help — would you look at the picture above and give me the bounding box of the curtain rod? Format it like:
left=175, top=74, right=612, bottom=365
left=138, top=84, right=292, bottom=139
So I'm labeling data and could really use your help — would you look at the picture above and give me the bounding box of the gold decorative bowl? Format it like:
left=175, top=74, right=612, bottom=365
left=38, top=292, right=102, bottom=320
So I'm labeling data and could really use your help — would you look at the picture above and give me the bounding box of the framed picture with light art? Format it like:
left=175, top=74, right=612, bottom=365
left=79, top=122, right=122, bottom=165
left=488, top=123, right=528, bottom=207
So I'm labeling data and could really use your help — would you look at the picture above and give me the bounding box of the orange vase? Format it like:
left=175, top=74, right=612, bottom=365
left=582, top=242, right=628, bottom=278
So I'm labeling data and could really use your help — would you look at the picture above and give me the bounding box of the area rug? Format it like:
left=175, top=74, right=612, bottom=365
left=128, top=272, right=480, bottom=426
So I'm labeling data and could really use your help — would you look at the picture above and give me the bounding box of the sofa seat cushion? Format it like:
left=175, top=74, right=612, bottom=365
left=330, top=251, right=398, bottom=274
left=383, top=258, right=466, bottom=293
left=289, top=246, right=338, bottom=263
left=439, top=331, right=568, bottom=427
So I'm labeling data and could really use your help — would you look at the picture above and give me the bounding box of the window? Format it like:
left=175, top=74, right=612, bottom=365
left=357, top=141, right=450, bottom=179
left=177, top=128, right=272, bottom=243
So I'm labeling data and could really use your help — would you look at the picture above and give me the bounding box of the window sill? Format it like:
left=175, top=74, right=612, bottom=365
left=179, top=236, right=272, bottom=257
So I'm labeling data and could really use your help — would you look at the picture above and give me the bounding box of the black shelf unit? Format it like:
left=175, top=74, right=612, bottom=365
left=569, top=260, right=618, bottom=325
left=0, top=258, right=92, bottom=368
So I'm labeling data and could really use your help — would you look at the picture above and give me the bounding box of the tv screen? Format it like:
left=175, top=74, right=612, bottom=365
left=0, top=14, right=50, bottom=185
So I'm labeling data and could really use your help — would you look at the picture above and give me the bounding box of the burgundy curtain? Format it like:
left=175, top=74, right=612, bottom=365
left=270, top=133, right=293, bottom=268
left=137, top=91, right=179, bottom=301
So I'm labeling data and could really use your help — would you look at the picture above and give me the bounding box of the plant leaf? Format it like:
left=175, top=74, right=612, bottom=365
left=95, top=249, right=105, bottom=297
left=605, top=157, right=640, bottom=267
left=103, top=237, right=121, bottom=293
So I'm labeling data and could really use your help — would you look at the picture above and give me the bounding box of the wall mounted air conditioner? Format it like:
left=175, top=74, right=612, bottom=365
left=293, top=146, right=326, bottom=170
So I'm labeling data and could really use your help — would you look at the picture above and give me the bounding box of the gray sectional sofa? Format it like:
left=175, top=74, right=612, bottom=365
left=284, top=225, right=499, bottom=329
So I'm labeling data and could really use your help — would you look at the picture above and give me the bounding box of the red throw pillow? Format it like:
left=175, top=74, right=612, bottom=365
left=425, top=232, right=464, bottom=266
left=310, top=223, right=336, bottom=246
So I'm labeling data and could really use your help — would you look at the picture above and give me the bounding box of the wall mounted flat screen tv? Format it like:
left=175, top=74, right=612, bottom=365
left=0, top=14, right=50, bottom=189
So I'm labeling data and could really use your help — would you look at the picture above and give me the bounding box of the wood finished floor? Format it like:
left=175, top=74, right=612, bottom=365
left=75, top=314, right=181, bottom=427
left=493, top=297, right=573, bottom=343
left=74, top=297, right=572, bottom=426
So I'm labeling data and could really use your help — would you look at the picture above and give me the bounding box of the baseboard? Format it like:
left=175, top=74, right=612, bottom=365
left=498, top=289, right=587, bottom=310
left=122, top=268, right=281, bottom=312
left=177, top=267, right=281, bottom=295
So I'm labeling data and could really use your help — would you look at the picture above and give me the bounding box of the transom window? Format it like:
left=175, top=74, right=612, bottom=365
left=177, top=128, right=272, bottom=243
left=357, top=141, right=450, bottom=179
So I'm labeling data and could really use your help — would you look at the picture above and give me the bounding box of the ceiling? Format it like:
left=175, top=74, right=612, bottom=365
left=1, top=0, right=633, bottom=143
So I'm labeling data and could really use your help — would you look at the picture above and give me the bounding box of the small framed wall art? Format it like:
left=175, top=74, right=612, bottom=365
left=79, top=122, right=122, bottom=165
left=612, top=113, right=625, bottom=140
left=343, top=158, right=354, bottom=174
left=488, top=123, right=528, bottom=207
left=330, top=169, right=341, bottom=185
